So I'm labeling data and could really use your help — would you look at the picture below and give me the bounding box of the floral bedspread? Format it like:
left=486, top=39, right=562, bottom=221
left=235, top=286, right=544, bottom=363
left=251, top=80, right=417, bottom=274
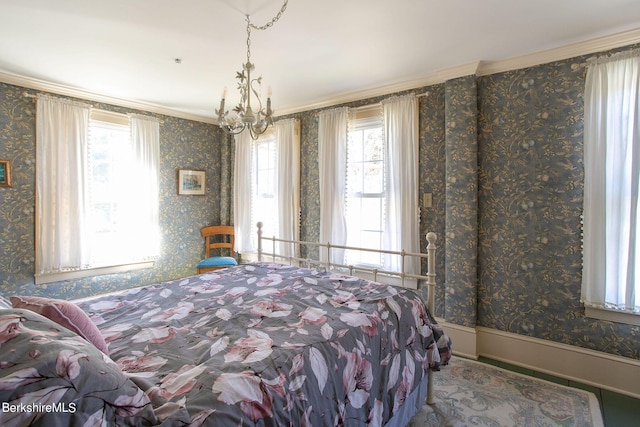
left=77, top=262, right=452, bottom=426
left=0, top=309, right=158, bottom=426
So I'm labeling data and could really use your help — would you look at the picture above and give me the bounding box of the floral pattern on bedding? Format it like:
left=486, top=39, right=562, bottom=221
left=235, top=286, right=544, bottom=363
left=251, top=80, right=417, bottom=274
left=0, top=309, right=158, bottom=427
left=77, top=263, right=452, bottom=426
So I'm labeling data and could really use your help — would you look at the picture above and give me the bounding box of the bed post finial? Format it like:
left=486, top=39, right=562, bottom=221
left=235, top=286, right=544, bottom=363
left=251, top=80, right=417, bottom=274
left=257, top=222, right=263, bottom=262
left=426, top=232, right=437, bottom=246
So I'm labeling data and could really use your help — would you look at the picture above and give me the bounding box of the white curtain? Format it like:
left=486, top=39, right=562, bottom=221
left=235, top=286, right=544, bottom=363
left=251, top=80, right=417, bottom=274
left=275, top=119, right=300, bottom=258
left=318, top=107, right=349, bottom=264
left=234, top=131, right=254, bottom=253
left=582, top=50, right=640, bottom=313
left=128, top=114, right=161, bottom=260
left=382, top=94, right=420, bottom=274
left=36, top=95, right=91, bottom=275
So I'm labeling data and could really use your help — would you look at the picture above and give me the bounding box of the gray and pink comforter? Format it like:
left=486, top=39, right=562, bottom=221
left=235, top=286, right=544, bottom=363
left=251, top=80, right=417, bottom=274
left=1, top=262, right=451, bottom=426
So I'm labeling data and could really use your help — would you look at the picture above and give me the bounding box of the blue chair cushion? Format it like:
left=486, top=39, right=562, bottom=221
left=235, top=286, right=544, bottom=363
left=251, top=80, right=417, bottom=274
left=196, top=256, right=238, bottom=268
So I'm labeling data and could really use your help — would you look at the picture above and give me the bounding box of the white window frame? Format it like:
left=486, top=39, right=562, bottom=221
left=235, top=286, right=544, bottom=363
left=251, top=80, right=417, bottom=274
left=251, top=130, right=278, bottom=247
left=345, top=106, right=386, bottom=268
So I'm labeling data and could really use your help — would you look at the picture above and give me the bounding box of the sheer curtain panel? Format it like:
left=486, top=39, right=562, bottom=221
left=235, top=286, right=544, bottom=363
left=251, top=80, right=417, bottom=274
left=318, top=107, right=349, bottom=264
left=582, top=50, right=640, bottom=314
left=382, top=94, right=420, bottom=274
left=36, top=95, right=91, bottom=276
left=128, top=114, right=161, bottom=260
left=234, top=132, right=255, bottom=253
left=275, top=119, right=301, bottom=258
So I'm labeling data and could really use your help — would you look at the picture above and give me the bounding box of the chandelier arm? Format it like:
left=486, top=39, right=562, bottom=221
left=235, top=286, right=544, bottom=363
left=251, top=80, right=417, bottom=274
left=250, top=79, right=263, bottom=113
left=249, top=122, right=268, bottom=140
left=221, top=123, right=247, bottom=136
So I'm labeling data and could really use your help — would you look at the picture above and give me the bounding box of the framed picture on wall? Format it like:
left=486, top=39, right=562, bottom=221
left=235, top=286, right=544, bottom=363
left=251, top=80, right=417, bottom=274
left=0, top=160, right=11, bottom=188
left=178, top=169, right=206, bottom=195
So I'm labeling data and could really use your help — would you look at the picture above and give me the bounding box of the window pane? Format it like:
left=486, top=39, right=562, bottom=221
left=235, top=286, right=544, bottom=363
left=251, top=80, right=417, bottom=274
left=363, top=160, right=383, bottom=193
left=253, top=137, right=277, bottom=240
left=360, top=198, right=384, bottom=230
left=88, top=120, right=134, bottom=266
left=349, top=130, right=364, bottom=162
left=346, top=121, right=385, bottom=268
left=347, top=163, right=363, bottom=194
left=363, top=128, right=383, bottom=160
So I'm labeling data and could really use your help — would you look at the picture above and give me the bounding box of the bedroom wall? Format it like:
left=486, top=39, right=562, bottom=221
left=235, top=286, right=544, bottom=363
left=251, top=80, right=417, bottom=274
left=1, top=43, right=638, bottom=362
left=280, top=45, right=640, bottom=361
left=0, top=82, right=230, bottom=300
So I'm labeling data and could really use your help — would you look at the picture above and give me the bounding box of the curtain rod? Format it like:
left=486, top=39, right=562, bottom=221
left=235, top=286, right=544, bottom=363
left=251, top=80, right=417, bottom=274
left=351, top=92, right=429, bottom=111
left=22, top=92, right=164, bottom=123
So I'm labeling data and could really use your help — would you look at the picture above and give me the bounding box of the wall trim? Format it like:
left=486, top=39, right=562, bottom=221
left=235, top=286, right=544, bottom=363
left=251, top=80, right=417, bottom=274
left=2, top=28, right=639, bottom=120
left=435, top=318, right=478, bottom=360
left=457, top=326, right=640, bottom=399
left=277, top=27, right=640, bottom=115
left=0, top=70, right=216, bottom=124
left=477, top=27, right=640, bottom=76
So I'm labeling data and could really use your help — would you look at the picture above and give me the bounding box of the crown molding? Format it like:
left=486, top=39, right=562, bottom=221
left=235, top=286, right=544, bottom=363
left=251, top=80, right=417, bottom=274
left=279, top=27, right=640, bottom=116
left=275, top=62, right=482, bottom=116
left=3, top=27, right=640, bottom=120
left=476, top=27, right=640, bottom=76
left=0, top=70, right=216, bottom=124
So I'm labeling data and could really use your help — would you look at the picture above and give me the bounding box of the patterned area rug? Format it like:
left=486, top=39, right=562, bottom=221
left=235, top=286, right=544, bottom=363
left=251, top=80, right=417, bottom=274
left=409, top=357, right=604, bottom=427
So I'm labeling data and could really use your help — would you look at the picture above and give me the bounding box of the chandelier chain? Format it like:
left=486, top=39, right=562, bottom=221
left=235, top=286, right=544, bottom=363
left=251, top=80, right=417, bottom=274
left=246, top=19, right=252, bottom=63
left=245, top=0, right=288, bottom=66
left=249, top=0, right=288, bottom=31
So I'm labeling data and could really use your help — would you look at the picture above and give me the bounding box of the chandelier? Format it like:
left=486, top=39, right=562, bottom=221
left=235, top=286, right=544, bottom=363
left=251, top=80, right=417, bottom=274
left=215, top=0, right=288, bottom=139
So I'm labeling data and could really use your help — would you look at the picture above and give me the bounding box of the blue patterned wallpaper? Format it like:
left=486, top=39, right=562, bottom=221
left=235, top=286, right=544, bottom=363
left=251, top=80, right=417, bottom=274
left=0, top=82, right=228, bottom=299
left=444, top=76, right=479, bottom=328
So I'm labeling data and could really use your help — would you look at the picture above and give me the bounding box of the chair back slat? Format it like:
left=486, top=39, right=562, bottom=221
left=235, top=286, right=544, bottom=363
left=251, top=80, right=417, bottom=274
left=201, top=225, right=235, bottom=258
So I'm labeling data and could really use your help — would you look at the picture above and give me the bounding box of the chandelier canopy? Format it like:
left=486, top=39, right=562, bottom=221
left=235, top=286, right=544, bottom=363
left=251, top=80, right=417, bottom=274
left=215, top=0, right=288, bottom=139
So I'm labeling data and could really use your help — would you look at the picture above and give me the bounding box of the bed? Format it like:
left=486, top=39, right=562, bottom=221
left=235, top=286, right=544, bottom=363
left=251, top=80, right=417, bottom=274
left=0, top=230, right=451, bottom=426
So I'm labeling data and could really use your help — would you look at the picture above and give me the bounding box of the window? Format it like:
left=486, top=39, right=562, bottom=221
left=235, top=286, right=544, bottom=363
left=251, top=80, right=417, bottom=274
left=582, top=51, right=640, bottom=325
left=345, top=108, right=385, bottom=267
left=233, top=119, right=300, bottom=257
left=35, top=96, right=160, bottom=284
left=318, top=96, right=419, bottom=276
left=252, top=133, right=278, bottom=242
left=87, top=112, right=160, bottom=268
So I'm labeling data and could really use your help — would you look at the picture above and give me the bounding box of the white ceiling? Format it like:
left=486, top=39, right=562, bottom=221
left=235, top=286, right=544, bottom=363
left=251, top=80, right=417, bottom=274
left=2, top=0, right=640, bottom=122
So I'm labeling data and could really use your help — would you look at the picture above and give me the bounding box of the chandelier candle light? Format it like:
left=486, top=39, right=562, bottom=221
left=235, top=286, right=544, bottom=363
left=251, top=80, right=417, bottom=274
left=215, top=0, right=288, bottom=139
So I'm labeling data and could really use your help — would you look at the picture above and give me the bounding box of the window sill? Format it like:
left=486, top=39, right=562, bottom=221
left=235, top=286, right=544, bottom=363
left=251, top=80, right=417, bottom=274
left=585, top=306, right=640, bottom=326
left=35, top=261, right=155, bottom=285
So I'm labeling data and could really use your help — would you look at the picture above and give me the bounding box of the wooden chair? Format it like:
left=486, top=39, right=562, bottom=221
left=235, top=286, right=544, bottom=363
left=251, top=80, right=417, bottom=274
left=196, top=225, right=238, bottom=273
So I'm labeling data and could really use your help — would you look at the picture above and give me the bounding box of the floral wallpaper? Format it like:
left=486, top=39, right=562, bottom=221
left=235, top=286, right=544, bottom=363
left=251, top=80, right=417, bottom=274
left=0, top=82, right=227, bottom=300
left=418, top=84, right=447, bottom=316
left=444, top=76, right=479, bottom=328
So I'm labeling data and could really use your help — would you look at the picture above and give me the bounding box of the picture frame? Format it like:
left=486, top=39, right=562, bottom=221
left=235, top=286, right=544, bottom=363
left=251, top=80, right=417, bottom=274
left=177, top=169, right=206, bottom=195
left=0, top=160, right=11, bottom=188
